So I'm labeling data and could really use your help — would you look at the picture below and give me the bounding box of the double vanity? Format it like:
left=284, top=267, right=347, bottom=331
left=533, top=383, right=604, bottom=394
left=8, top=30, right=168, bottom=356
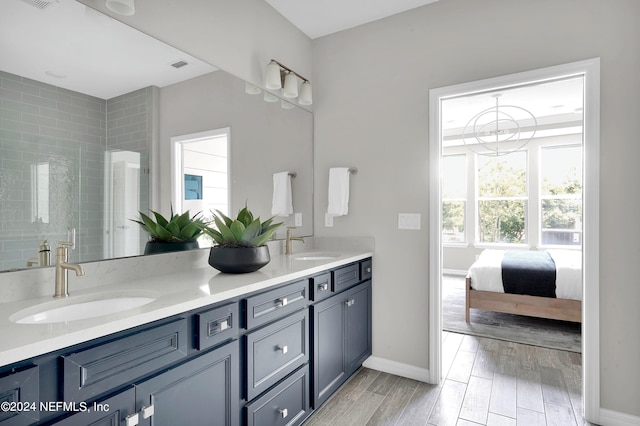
left=0, top=244, right=373, bottom=425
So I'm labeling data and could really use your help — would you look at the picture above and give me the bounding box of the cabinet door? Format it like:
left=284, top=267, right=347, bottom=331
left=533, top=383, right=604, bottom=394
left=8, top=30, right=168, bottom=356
left=345, top=280, right=372, bottom=375
left=311, top=293, right=347, bottom=408
left=135, top=340, right=239, bottom=426
left=48, top=387, right=136, bottom=426
left=0, top=365, right=39, bottom=426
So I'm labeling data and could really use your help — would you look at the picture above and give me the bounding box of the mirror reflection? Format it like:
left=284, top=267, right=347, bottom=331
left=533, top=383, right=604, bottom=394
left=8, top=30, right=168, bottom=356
left=0, top=0, right=313, bottom=272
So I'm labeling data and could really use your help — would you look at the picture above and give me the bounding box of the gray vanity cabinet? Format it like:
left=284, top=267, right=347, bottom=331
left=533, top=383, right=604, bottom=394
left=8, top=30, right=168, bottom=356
left=50, top=340, right=239, bottom=426
left=47, top=388, right=136, bottom=426
left=134, top=340, right=239, bottom=426
left=0, top=365, right=40, bottom=425
left=312, top=279, right=372, bottom=408
left=0, top=257, right=372, bottom=426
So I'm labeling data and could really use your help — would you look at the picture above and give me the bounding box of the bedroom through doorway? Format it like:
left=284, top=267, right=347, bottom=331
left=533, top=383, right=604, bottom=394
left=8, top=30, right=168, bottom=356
left=440, top=77, right=584, bottom=353
left=428, top=59, right=601, bottom=422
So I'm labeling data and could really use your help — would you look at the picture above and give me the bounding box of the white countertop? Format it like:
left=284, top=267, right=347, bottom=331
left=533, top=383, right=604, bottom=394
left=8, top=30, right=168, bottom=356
left=0, top=250, right=372, bottom=367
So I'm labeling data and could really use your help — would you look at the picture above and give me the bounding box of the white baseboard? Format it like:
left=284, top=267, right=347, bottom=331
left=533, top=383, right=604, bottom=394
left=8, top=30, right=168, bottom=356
left=598, top=408, right=640, bottom=426
left=362, top=356, right=430, bottom=382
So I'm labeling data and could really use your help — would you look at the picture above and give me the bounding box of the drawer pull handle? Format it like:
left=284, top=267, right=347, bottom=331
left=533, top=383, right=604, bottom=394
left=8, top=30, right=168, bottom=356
left=279, top=408, right=289, bottom=418
left=318, top=282, right=328, bottom=291
left=346, top=299, right=355, bottom=307
left=217, top=319, right=229, bottom=331
left=125, top=413, right=139, bottom=426
left=277, top=345, right=288, bottom=354
left=141, top=405, right=155, bottom=419
left=366, top=267, right=372, bottom=273
left=277, top=297, right=288, bottom=307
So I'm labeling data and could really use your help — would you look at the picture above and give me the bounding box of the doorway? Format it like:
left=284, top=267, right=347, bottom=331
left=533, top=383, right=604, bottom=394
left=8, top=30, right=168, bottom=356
left=171, top=128, right=230, bottom=217
left=428, top=59, right=600, bottom=422
left=103, top=150, right=141, bottom=258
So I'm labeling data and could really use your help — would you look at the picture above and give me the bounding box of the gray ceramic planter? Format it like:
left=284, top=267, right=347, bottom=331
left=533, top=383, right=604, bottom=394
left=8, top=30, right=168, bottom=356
left=208, top=245, right=271, bottom=273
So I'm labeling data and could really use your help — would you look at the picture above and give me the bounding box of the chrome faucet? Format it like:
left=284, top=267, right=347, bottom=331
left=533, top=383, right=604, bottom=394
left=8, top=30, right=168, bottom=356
left=285, top=227, right=305, bottom=255
left=54, top=231, right=84, bottom=298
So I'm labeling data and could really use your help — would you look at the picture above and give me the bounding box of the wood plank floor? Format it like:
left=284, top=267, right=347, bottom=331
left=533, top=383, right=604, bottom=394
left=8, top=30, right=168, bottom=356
left=304, top=332, right=590, bottom=426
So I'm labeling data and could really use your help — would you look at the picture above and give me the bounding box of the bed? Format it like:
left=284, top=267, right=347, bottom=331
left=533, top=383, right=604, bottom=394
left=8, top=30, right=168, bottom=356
left=465, top=249, right=582, bottom=323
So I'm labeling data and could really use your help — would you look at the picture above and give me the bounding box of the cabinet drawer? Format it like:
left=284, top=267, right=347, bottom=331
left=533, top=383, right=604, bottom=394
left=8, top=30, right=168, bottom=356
left=61, top=318, right=187, bottom=403
left=245, top=310, right=308, bottom=401
left=245, top=365, right=310, bottom=426
left=0, top=365, right=39, bottom=425
left=360, top=259, right=372, bottom=281
left=196, top=302, right=238, bottom=350
left=49, top=386, right=135, bottom=426
left=309, top=272, right=332, bottom=302
left=332, top=263, right=359, bottom=293
left=245, top=280, right=308, bottom=330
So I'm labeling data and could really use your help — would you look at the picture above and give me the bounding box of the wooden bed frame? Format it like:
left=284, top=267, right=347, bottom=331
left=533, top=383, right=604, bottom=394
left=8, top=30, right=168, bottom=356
left=465, top=276, right=582, bottom=323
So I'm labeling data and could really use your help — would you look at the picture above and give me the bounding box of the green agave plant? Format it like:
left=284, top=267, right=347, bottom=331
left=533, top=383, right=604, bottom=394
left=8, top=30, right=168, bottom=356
left=205, top=206, right=282, bottom=248
left=132, top=207, right=209, bottom=243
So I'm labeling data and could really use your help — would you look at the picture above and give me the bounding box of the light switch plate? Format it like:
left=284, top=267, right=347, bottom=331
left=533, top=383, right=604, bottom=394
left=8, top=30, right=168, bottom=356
left=294, top=213, right=302, bottom=227
left=398, top=213, right=421, bottom=230
left=325, top=213, right=334, bottom=227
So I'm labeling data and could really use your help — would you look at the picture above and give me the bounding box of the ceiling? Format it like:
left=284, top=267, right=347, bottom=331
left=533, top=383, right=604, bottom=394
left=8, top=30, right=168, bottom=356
left=0, top=0, right=216, bottom=99
left=264, top=0, right=440, bottom=39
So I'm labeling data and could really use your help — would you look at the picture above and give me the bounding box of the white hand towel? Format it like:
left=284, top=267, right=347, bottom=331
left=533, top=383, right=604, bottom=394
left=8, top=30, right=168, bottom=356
left=327, top=167, right=350, bottom=216
left=271, top=172, right=293, bottom=216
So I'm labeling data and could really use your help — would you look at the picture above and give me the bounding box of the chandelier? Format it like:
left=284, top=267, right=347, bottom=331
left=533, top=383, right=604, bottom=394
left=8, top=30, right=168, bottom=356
left=462, top=94, right=537, bottom=156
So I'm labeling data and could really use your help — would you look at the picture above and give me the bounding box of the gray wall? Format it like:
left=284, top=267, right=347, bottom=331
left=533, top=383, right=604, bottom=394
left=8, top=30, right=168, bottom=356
left=312, top=0, right=640, bottom=417
left=157, top=71, right=313, bottom=238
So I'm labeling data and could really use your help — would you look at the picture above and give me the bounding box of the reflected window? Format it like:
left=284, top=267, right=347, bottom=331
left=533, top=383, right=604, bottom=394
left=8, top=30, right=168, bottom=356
left=31, top=162, right=49, bottom=224
left=184, top=174, right=203, bottom=200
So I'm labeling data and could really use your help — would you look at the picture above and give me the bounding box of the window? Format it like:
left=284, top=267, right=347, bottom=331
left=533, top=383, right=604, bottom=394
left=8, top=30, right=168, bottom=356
left=540, top=145, right=582, bottom=246
left=442, top=154, right=467, bottom=243
left=476, top=151, right=527, bottom=244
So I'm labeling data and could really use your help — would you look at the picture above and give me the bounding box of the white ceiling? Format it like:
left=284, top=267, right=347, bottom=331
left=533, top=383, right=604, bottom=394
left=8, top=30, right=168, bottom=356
left=264, top=0, right=441, bottom=39
left=0, top=0, right=216, bottom=99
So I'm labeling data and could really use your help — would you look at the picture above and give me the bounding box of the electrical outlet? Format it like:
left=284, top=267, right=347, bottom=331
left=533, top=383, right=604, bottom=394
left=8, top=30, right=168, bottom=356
left=294, top=213, right=302, bottom=227
left=325, top=213, right=334, bottom=227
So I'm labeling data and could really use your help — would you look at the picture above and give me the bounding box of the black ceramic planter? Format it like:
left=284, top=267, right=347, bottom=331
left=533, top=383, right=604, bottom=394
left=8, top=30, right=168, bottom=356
left=208, top=245, right=271, bottom=273
left=144, top=240, right=199, bottom=255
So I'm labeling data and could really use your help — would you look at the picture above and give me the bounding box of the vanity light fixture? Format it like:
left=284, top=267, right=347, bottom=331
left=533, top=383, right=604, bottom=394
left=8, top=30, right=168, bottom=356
left=105, top=0, right=135, bottom=16
left=264, top=59, right=312, bottom=105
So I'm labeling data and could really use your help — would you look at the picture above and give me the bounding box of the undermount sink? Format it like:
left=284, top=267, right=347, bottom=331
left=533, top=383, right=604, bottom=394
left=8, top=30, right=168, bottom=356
left=10, top=292, right=157, bottom=325
left=292, top=252, right=341, bottom=261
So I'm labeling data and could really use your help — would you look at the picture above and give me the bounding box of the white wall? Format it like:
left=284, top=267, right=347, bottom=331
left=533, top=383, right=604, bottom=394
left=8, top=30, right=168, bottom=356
left=312, top=0, right=640, bottom=418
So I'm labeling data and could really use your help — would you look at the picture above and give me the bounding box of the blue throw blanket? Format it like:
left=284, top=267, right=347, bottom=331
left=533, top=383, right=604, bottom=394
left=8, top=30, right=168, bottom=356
left=501, top=250, right=556, bottom=298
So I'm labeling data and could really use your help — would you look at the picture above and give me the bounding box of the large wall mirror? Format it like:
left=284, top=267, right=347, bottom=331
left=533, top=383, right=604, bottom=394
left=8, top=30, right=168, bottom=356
left=0, top=0, right=313, bottom=272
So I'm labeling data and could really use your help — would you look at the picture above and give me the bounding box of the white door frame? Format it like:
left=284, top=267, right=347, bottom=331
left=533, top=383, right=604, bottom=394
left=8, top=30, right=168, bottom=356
left=428, top=58, right=601, bottom=423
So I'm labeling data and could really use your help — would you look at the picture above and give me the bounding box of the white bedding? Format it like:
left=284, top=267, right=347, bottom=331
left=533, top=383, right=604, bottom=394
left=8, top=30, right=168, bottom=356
left=468, top=249, right=582, bottom=301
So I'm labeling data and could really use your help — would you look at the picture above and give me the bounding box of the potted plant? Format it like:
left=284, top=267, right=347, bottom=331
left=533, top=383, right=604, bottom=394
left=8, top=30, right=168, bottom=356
left=204, top=205, right=282, bottom=273
left=132, top=207, right=209, bottom=255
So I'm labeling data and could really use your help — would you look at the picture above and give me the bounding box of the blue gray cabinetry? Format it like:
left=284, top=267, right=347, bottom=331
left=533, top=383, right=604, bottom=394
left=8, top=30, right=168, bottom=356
left=311, top=277, right=372, bottom=408
left=0, top=256, right=372, bottom=425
